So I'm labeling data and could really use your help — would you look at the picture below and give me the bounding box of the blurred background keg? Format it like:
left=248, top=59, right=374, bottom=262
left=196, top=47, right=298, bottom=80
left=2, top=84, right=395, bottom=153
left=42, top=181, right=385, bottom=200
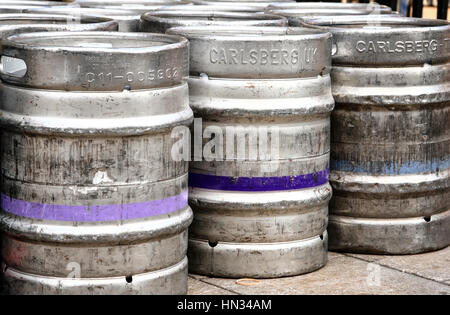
left=75, top=0, right=187, bottom=6
left=0, top=32, right=193, bottom=294
left=189, top=0, right=296, bottom=12
left=266, top=2, right=393, bottom=14
left=23, top=7, right=142, bottom=31
left=141, top=11, right=287, bottom=33
left=168, top=26, right=334, bottom=278
left=0, top=14, right=117, bottom=36
left=295, top=15, right=450, bottom=254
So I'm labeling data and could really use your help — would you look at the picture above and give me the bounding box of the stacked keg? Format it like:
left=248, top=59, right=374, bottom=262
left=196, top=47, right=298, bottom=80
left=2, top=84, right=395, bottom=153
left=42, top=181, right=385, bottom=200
left=292, top=16, right=450, bottom=254
left=167, top=26, right=334, bottom=278
left=0, top=32, right=192, bottom=294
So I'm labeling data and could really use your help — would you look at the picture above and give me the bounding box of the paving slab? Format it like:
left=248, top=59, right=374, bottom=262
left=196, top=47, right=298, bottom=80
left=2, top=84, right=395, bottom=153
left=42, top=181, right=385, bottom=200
left=373, top=246, right=450, bottom=284
left=188, top=277, right=236, bottom=295
left=189, top=255, right=450, bottom=295
left=343, top=253, right=388, bottom=262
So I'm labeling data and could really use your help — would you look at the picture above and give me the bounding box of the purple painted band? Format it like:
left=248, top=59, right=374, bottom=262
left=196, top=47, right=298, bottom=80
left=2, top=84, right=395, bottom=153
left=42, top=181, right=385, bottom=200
left=0, top=190, right=188, bottom=222
left=189, top=169, right=329, bottom=191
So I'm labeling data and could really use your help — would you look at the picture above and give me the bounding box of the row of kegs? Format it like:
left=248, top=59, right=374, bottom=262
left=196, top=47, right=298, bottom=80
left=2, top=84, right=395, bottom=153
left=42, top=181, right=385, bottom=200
left=0, top=0, right=448, bottom=295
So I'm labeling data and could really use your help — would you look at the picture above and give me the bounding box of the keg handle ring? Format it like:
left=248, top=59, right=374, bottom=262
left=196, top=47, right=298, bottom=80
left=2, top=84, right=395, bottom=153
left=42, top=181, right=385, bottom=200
left=0, top=55, right=27, bottom=78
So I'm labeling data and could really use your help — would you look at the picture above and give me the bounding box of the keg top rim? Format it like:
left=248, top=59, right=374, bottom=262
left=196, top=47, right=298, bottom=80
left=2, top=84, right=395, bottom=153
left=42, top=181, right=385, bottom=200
left=142, top=11, right=286, bottom=22
left=167, top=25, right=331, bottom=41
left=296, top=15, right=449, bottom=32
left=0, top=13, right=115, bottom=25
left=3, top=31, right=189, bottom=54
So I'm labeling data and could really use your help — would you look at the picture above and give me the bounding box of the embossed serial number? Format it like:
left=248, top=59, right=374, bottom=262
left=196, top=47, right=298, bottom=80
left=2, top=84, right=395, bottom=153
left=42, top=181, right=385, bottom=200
left=209, top=48, right=318, bottom=66
left=85, top=67, right=179, bottom=84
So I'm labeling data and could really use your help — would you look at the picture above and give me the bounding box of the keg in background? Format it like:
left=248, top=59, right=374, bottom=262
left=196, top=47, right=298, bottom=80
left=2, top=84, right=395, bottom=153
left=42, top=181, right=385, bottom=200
left=79, top=3, right=193, bottom=15
left=141, top=12, right=287, bottom=33
left=24, top=7, right=141, bottom=32
left=167, top=26, right=334, bottom=278
left=75, top=0, right=186, bottom=6
left=0, top=1, right=72, bottom=6
left=189, top=1, right=295, bottom=12
left=266, top=2, right=393, bottom=14
left=295, top=16, right=450, bottom=254
left=0, top=14, right=117, bottom=36
left=0, top=32, right=193, bottom=294
left=270, top=8, right=386, bottom=19
left=132, top=4, right=264, bottom=13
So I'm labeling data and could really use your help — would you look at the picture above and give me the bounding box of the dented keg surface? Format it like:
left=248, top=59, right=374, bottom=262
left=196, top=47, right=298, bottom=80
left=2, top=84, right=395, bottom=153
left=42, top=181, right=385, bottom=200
left=0, top=32, right=193, bottom=295
left=167, top=26, right=334, bottom=278
left=298, top=16, right=450, bottom=254
left=266, top=2, right=392, bottom=14
left=0, top=14, right=117, bottom=38
left=24, top=7, right=141, bottom=32
left=141, top=12, right=287, bottom=33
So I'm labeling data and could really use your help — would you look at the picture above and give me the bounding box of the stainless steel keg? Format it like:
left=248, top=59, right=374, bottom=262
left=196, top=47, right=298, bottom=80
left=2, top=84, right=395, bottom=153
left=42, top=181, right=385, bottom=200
left=168, top=26, right=334, bottom=278
left=0, top=32, right=192, bottom=294
left=295, top=16, right=450, bottom=254
left=141, top=12, right=287, bottom=33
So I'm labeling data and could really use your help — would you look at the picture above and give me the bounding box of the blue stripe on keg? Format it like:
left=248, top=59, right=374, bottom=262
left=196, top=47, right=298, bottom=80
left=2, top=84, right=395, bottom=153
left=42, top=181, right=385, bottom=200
left=188, top=169, right=329, bottom=192
left=331, top=159, right=450, bottom=175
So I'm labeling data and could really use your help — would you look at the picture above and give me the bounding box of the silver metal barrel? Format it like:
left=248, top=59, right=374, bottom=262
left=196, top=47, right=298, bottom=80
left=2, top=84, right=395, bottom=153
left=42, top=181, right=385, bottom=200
left=266, top=2, right=393, bottom=14
left=141, top=11, right=287, bottom=33
left=23, top=7, right=141, bottom=32
left=0, top=32, right=192, bottom=294
left=0, top=14, right=117, bottom=37
left=167, top=26, right=334, bottom=278
left=296, top=16, right=450, bottom=255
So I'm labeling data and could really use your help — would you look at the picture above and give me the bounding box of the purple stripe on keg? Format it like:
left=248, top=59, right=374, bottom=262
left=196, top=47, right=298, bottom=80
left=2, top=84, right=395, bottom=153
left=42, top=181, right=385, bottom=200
left=189, top=169, right=329, bottom=192
left=0, top=190, right=188, bottom=222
